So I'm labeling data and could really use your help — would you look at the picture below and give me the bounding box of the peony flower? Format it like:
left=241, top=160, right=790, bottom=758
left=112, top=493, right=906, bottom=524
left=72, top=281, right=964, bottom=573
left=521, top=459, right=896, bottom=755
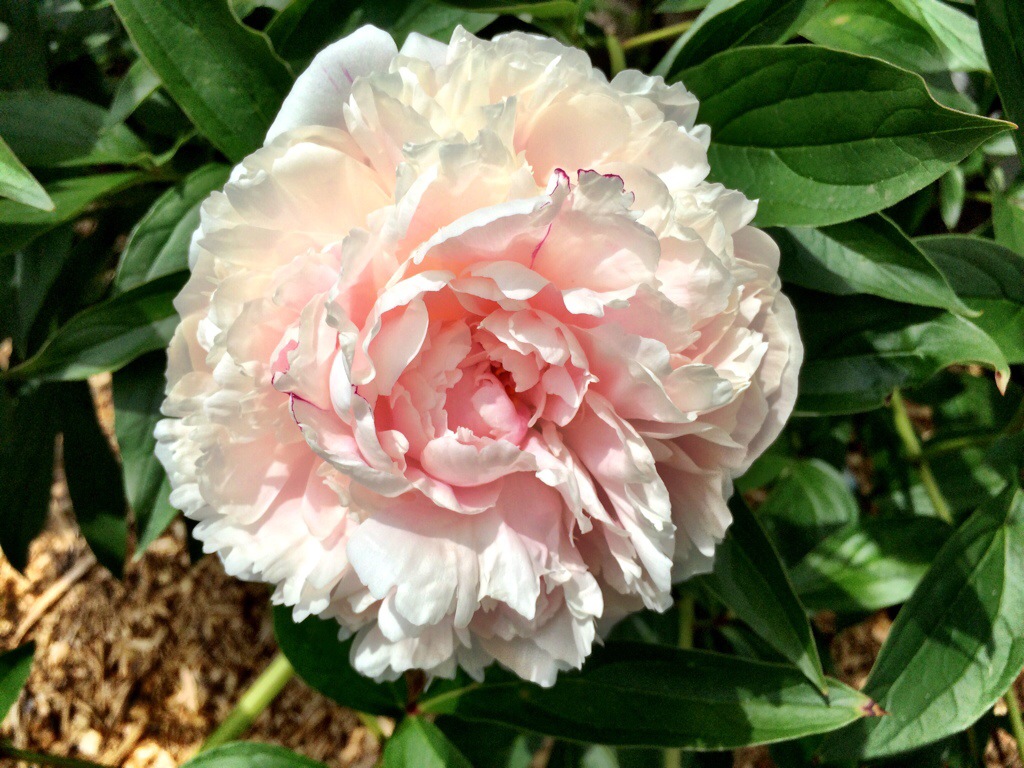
left=155, top=25, right=803, bottom=686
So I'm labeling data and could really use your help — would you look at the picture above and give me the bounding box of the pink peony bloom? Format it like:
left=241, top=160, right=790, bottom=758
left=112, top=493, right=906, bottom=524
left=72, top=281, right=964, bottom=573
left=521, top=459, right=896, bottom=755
left=155, top=26, right=803, bottom=686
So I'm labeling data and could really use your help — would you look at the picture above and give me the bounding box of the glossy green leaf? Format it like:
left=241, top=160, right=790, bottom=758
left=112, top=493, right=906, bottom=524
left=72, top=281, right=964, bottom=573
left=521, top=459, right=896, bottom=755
left=265, top=0, right=361, bottom=64
left=0, top=91, right=150, bottom=168
left=800, top=0, right=947, bottom=73
left=889, top=0, right=988, bottom=72
left=978, top=0, right=1024, bottom=156
left=114, top=352, right=178, bottom=557
left=182, top=743, right=328, bottom=768
left=679, top=46, right=1012, bottom=227
left=62, top=380, right=129, bottom=577
left=789, top=517, right=950, bottom=612
left=0, top=172, right=147, bottom=259
left=772, top=214, right=971, bottom=314
left=939, top=166, right=964, bottom=230
left=821, top=482, right=1024, bottom=759
left=420, top=643, right=876, bottom=749
left=115, top=164, right=230, bottom=292
left=918, top=235, right=1024, bottom=364
left=660, top=0, right=825, bottom=76
left=793, top=292, right=1010, bottom=414
left=993, top=191, right=1024, bottom=255
left=1, top=227, right=75, bottom=357
left=4, top=272, right=183, bottom=382
left=111, top=0, right=293, bottom=162
left=272, top=606, right=406, bottom=717
left=268, top=0, right=492, bottom=66
left=757, top=459, right=859, bottom=565
left=698, top=496, right=827, bottom=692
left=440, top=0, right=575, bottom=15
left=0, top=644, right=34, bottom=719
left=435, top=718, right=538, bottom=768
left=105, top=59, right=162, bottom=128
left=0, top=135, right=52, bottom=211
left=0, top=385, right=60, bottom=571
left=383, top=717, right=473, bottom=768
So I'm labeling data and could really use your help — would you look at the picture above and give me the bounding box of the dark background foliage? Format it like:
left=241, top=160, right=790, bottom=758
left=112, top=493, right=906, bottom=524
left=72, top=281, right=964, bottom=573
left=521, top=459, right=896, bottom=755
left=1, top=1, right=1023, bottom=767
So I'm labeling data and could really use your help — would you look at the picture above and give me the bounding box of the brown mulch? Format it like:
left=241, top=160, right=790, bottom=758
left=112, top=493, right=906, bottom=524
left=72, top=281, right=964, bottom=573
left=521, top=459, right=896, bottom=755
left=0, top=377, right=379, bottom=768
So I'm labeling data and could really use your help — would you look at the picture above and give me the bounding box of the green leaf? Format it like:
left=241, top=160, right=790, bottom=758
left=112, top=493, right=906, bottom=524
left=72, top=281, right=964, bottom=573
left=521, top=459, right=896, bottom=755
left=793, top=292, right=1010, bottom=414
left=267, top=0, right=493, bottom=66
left=772, top=214, right=971, bottom=314
left=0, top=135, right=53, bottom=211
left=993, top=190, right=1024, bottom=255
left=105, top=59, right=162, bottom=128
left=978, top=0, right=1024, bottom=157
left=111, top=0, right=293, bottom=162
left=789, top=517, right=950, bottom=612
left=918, top=235, right=1024, bottom=364
left=821, top=482, right=1024, bottom=759
left=698, top=496, right=827, bottom=692
left=62, top=381, right=129, bottom=577
left=0, top=385, right=60, bottom=571
left=383, top=717, right=473, bottom=768
left=1, top=227, right=75, bottom=357
left=757, top=459, right=860, bottom=565
left=0, top=91, right=150, bottom=168
left=939, top=165, right=965, bottom=230
left=272, top=605, right=406, bottom=717
left=114, top=352, right=178, bottom=557
left=0, top=171, right=148, bottom=259
left=889, top=0, right=989, bottom=72
left=660, top=0, right=825, bottom=76
left=440, top=0, right=575, bottom=16
left=115, top=164, right=230, bottom=292
left=435, top=718, right=539, bottom=768
left=0, top=644, right=34, bottom=719
left=181, top=743, right=328, bottom=768
left=420, top=643, right=877, bottom=749
left=678, top=46, right=1012, bottom=227
left=800, top=0, right=948, bottom=74
left=5, top=272, right=182, bottom=382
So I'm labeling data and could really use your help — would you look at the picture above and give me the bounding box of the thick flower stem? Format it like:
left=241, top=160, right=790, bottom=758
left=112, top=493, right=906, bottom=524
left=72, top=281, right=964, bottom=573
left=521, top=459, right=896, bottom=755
left=621, top=21, right=694, bottom=51
left=890, top=389, right=954, bottom=524
left=200, top=652, right=295, bottom=752
left=1005, top=682, right=1024, bottom=767
left=664, top=594, right=697, bottom=768
left=0, top=742, right=111, bottom=768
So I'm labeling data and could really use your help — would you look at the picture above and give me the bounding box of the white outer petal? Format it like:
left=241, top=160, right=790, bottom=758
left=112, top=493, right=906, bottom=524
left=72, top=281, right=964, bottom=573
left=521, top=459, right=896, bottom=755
left=266, top=26, right=399, bottom=142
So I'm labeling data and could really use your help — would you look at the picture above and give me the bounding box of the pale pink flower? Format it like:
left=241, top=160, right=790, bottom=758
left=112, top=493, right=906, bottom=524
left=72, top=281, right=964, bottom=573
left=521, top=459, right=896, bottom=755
left=156, top=26, right=802, bottom=685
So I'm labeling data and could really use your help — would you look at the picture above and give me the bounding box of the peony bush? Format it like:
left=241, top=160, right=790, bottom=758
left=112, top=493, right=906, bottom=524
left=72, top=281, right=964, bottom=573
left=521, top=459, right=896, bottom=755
left=1, top=1, right=1023, bottom=767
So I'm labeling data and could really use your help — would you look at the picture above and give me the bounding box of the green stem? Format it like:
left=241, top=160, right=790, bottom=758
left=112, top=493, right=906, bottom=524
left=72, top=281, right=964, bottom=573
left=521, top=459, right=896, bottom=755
left=201, top=652, right=295, bottom=752
left=678, top=592, right=695, bottom=650
left=1005, top=682, right=1024, bottom=767
left=0, top=742, right=111, bottom=768
left=663, top=594, right=696, bottom=768
left=605, top=34, right=626, bottom=76
left=920, top=433, right=999, bottom=461
left=891, top=389, right=954, bottom=524
left=622, top=20, right=694, bottom=50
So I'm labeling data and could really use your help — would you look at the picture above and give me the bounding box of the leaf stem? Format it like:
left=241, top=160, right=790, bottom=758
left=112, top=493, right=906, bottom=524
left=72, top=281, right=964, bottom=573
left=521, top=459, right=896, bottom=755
left=0, top=742, right=111, bottom=768
left=1005, top=682, right=1024, bottom=767
left=621, top=20, right=694, bottom=51
left=200, top=652, right=295, bottom=752
left=678, top=592, right=695, bottom=650
left=891, top=389, right=954, bottom=524
left=605, top=34, right=626, bottom=76
left=663, top=593, right=696, bottom=768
